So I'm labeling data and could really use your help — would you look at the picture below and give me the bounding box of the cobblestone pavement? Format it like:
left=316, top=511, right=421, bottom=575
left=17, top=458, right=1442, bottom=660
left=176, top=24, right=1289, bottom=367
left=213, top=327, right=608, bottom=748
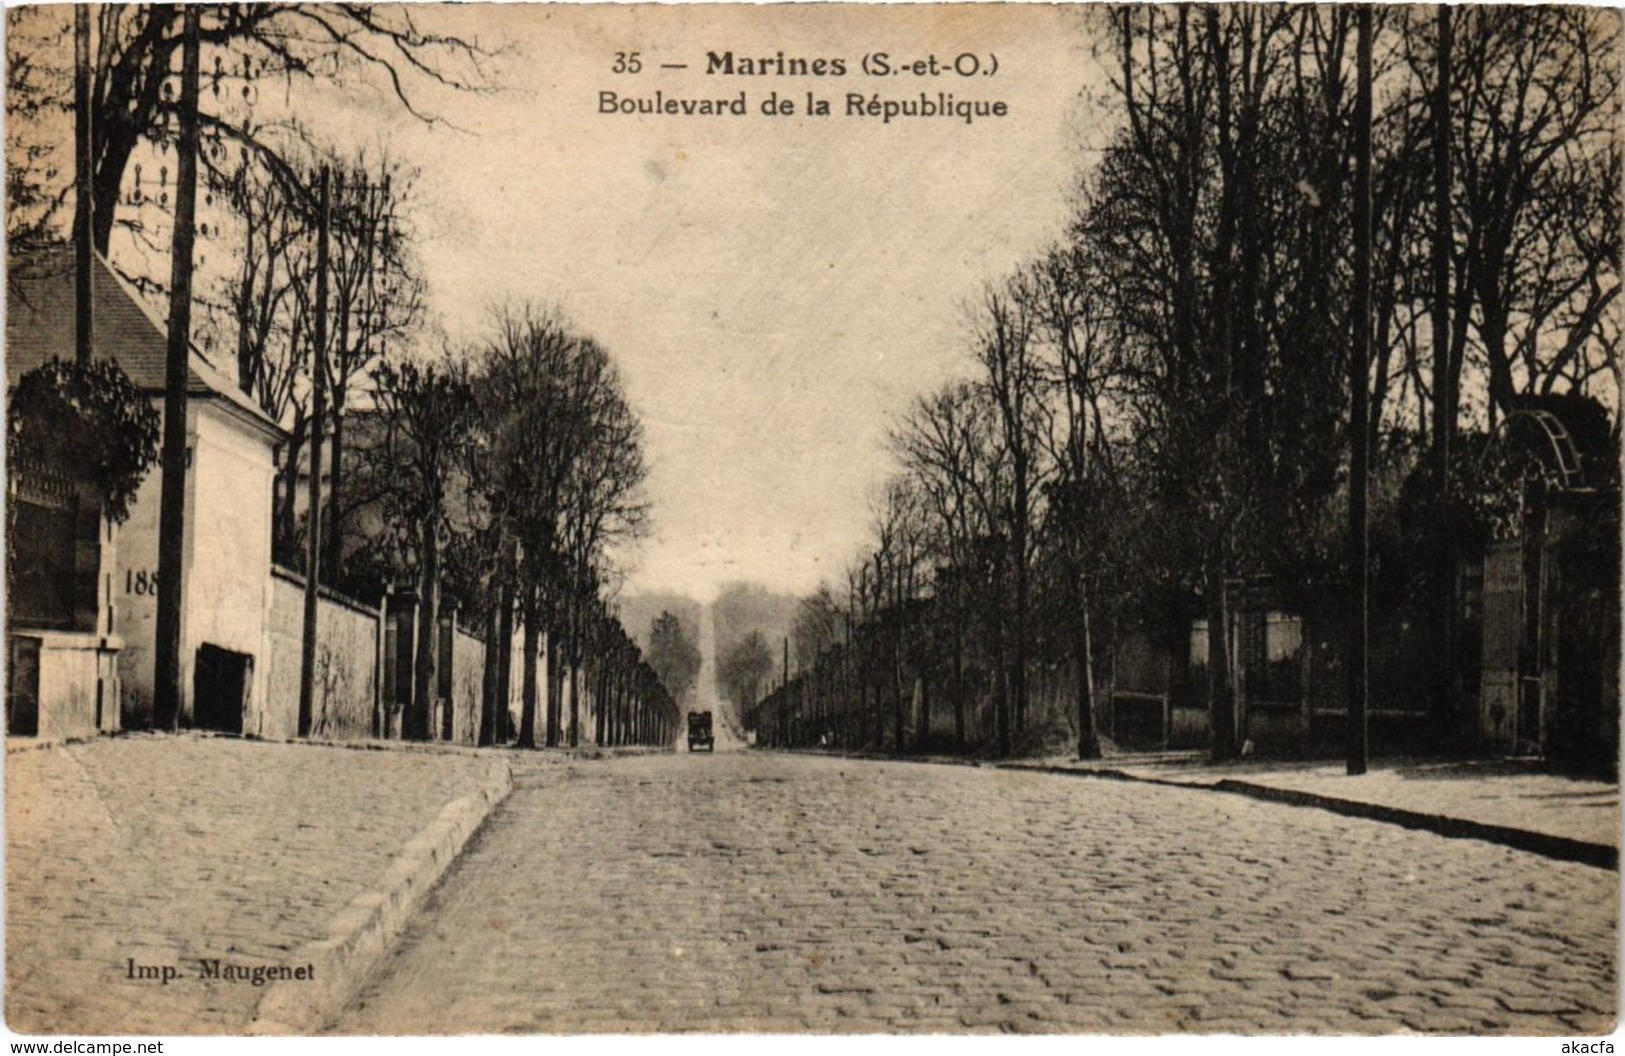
left=6, top=734, right=506, bottom=1035
left=338, top=752, right=1617, bottom=1035
left=1014, top=755, right=1620, bottom=849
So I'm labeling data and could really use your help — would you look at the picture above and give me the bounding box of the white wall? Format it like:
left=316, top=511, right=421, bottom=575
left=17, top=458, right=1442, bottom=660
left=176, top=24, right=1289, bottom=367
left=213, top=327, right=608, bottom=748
left=114, top=400, right=277, bottom=728
left=112, top=413, right=166, bottom=726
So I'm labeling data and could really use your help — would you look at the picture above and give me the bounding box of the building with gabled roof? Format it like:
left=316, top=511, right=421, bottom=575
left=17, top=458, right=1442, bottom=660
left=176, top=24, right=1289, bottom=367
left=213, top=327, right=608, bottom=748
left=7, top=247, right=285, bottom=735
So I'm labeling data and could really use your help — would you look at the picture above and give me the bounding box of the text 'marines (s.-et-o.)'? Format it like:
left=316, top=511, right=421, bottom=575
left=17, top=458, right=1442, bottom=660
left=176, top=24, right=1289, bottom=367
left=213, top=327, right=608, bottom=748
left=597, top=49, right=1011, bottom=125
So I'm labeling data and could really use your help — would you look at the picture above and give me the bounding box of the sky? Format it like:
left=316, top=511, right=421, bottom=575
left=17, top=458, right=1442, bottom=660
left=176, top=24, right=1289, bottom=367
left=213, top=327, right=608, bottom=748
left=310, top=4, right=1103, bottom=604
left=31, top=4, right=1107, bottom=604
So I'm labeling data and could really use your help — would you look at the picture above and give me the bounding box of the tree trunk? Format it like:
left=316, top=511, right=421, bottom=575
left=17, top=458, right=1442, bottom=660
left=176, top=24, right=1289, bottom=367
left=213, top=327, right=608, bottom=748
left=916, top=671, right=931, bottom=752
left=478, top=607, right=499, bottom=747
left=1012, top=461, right=1030, bottom=735
left=545, top=627, right=562, bottom=748
left=1076, top=565, right=1100, bottom=760
left=1480, top=306, right=1516, bottom=421
left=595, top=655, right=608, bottom=746
left=995, top=643, right=1012, bottom=757
left=495, top=558, right=516, bottom=743
left=1430, top=4, right=1455, bottom=747
left=1205, top=546, right=1238, bottom=762
left=615, top=666, right=627, bottom=746
left=517, top=594, right=540, bottom=749
left=276, top=415, right=306, bottom=565
left=952, top=626, right=965, bottom=748
left=410, top=522, right=438, bottom=741
left=325, top=403, right=346, bottom=583
left=892, top=627, right=905, bottom=754
left=568, top=640, right=582, bottom=748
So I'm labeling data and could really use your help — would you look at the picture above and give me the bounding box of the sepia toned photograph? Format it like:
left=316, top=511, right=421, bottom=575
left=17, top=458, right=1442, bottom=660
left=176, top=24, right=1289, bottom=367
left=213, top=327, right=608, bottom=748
left=3, top=0, right=1620, bottom=1043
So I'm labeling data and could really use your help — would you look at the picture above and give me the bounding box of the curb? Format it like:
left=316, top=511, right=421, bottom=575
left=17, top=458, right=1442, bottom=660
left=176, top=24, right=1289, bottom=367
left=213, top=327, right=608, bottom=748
left=1003, top=762, right=1618, bottom=871
left=247, top=757, right=515, bottom=1034
left=1211, top=778, right=1619, bottom=871
left=5, top=734, right=98, bottom=755
left=772, top=747, right=988, bottom=768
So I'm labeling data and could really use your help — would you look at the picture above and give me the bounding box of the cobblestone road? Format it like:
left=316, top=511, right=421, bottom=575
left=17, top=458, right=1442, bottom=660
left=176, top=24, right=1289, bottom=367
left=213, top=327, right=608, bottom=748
left=337, top=752, right=1617, bottom=1034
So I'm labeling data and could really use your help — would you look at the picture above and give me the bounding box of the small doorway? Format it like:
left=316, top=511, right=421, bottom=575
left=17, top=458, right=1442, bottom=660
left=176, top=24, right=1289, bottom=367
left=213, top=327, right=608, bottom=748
left=192, top=644, right=252, bottom=734
left=7, top=636, right=41, bottom=736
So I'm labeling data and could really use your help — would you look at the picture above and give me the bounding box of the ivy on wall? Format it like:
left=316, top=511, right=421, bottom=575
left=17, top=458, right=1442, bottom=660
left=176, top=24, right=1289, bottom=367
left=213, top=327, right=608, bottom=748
left=8, top=357, right=160, bottom=524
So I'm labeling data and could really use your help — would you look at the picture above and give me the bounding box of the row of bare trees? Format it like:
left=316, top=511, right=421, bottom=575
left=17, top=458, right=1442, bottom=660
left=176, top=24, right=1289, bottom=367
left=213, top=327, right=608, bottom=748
left=6, top=3, right=679, bottom=748
left=754, top=6, right=1619, bottom=761
left=291, top=299, right=663, bottom=749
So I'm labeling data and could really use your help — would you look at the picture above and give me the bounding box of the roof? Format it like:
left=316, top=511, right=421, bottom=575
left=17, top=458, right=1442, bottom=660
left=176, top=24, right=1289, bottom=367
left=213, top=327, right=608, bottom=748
left=6, top=245, right=282, bottom=438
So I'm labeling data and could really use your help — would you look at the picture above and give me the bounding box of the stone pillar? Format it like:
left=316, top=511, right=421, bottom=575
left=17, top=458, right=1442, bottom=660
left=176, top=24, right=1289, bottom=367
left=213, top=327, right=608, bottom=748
left=438, top=597, right=458, bottom=742
left=391, top=587, right=419, bottom=740
left=375, top=584, right=393, bottom=739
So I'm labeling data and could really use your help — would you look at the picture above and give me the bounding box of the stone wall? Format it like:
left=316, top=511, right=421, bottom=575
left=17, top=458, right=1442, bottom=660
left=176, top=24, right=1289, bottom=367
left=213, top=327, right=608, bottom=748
left=264, top=569, right=380, bottom=741
left=450, top=629, right=485, bottom=745
left=7, top=632, right=120, bottom=739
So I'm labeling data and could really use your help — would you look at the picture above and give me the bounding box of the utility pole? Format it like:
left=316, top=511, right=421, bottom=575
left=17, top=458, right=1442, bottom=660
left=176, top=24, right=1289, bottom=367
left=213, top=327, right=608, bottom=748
left=73, top=5, right=93, bottom=367
left=152, top=5, right=201, bottom=732
left=297, top=167, right=332, bottom=739
left=1347, top=5, right=1374, bottom=776
left=1430, top=4, right=1455, bottom=748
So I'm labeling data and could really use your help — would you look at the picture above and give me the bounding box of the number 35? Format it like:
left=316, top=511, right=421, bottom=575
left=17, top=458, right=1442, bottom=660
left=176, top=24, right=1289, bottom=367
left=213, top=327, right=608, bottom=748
left=612, top=52, right=641, bottom=74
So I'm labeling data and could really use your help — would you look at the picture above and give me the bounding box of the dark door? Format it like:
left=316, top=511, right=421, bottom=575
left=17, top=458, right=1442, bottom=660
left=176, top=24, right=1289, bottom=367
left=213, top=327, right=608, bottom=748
left=192, top=644, right=249, bottom=734
left=7, top=636, right=41, bottom=736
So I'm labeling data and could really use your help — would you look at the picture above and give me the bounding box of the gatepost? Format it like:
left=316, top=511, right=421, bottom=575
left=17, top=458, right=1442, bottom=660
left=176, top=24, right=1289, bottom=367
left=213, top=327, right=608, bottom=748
left=438, top=597, right=459, bottom=741
left=390, top=587, right=419, bottom=739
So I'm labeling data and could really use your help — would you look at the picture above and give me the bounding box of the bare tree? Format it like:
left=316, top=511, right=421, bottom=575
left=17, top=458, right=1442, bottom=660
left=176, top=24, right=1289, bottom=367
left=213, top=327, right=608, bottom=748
left=367, top=355, right=479, bottom=741
left=5, top=4, right=491, bottom=256
left=891, top=378, right=1006, bottom=748
left=556, top=339, right=649, bottom=745
left=5, top=39, right=67, bottom=255
left=971, top=279, right=1051, bottom=754
left=646, top=612, right=702, bottom=709
left=1088, top=5, right=1313, bottom=761
left=1027, top=245, right=1123, bottom=759
left=477, top=305, right=647, bottom=750
left=868, top=475, right=929, bottom=752
left=790, top=586, right=844, bottom=674
left=718, top=630, right=774, bottom=711
left=1447, top=7, right=1620, bottom=420
left=323, top=155, right=426, bottom=583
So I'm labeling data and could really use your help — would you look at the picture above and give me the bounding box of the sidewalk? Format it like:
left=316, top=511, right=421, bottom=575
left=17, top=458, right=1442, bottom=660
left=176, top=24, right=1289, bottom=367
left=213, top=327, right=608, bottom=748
left=1003, top=752, right=1620, bottom=868
left=6, top=732, right=512, bottom=1035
